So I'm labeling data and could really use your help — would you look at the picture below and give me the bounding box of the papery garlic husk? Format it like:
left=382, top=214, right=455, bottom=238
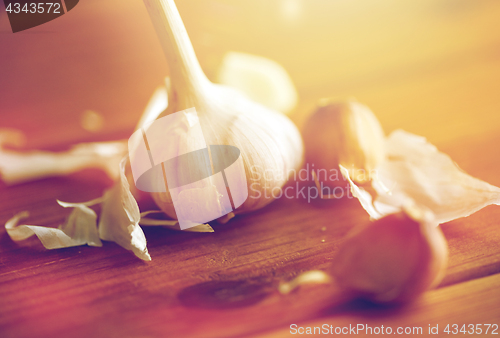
left=143, top=0, right=303, bottom=222
left=99, top=157, right=151, bottom=261
left=330, top=205, right=448, bottom=303
left=5, top=199, right=103, bottom=249
left=303, top=99, right=385, bottom=187
left=342, top=129, right=500, bottom=224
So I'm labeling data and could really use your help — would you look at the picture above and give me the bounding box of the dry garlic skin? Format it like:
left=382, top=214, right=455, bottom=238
left=330, top=211, right=448, bottom=303
left=303, top=100, right=385, bottom=187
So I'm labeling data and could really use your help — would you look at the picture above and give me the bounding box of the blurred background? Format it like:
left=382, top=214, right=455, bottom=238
left=1, top=2, right=500, bottom=336
left=1, top=0, right=500, bottom=153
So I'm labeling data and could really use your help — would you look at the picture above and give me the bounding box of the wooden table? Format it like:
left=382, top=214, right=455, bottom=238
left=1, top=0, right=500, bottom=337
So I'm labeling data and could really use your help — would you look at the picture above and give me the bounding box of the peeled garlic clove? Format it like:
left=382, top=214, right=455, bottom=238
left=217, top=51, right=298, bottom=114
left=303, top=99, right=385, bottom=187
left=143, top=0, right=303, bottom=220
left=330, top=206, right=448, bottom=303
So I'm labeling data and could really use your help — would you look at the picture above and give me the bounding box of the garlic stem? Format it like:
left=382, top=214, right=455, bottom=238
left=144, top=0, right=208, bottom=96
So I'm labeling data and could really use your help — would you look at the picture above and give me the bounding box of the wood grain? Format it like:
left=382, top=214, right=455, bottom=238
left=255, top=273, right=500, bottom=338
left=1, top=0, right=500, bottom=337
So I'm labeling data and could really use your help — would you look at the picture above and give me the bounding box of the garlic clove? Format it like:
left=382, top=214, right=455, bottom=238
left=0, top=129, right=127, bottom=185
left=330, top=205, right=448, bottom=303
left=98, top=157, right=151, bottom=261
left=144, top=0, right=304, bottom=220
left=303, top=99, right=385, bottom=188
left=5, top=198, right=102, bottom=249
left=217, top=51, right=298, bottom=114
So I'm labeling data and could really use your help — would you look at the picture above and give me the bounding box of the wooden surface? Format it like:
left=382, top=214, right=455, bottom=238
left=1, top=0, right=500, bottom=337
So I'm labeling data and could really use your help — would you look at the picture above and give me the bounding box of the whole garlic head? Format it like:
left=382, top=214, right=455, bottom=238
left=143, top=0, right=303, bottom=221
left=303, top=99, right=385, bottom=187
left=329, top=206, right=448, bottom=303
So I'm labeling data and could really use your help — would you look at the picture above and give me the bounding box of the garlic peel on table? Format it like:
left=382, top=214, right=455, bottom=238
left=98, top=157, right=151, bottom=261
left=6, top=199, right=102, bottom=249
left=342, top=129, right=500, bottom=224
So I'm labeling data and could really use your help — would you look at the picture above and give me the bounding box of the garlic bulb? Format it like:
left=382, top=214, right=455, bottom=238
left=143, top=0, right=303, bottom=221
left=303, top=99, right=385, bottom=187
left=330, top=206, right=448, bottom=303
